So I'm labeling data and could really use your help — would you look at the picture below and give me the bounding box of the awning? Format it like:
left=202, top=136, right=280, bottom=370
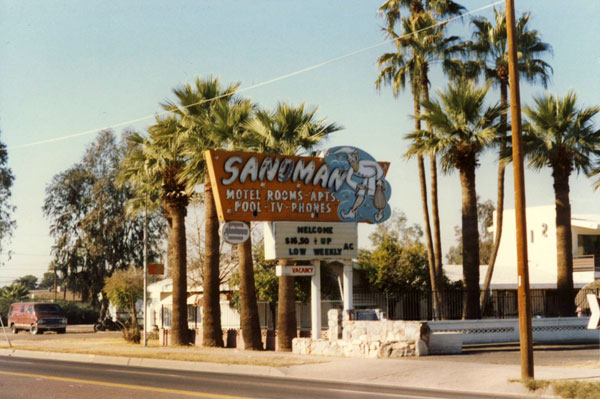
left=160, top=295, right=172, bottom=306
left=572, top=217, right=600, bottom=230
left=160, top=294, right=202, bottom=306
left=187, top=294, right=203, bottom=306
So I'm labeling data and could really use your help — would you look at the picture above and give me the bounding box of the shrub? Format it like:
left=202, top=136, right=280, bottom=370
left=54, top=300, right=99, bottom=324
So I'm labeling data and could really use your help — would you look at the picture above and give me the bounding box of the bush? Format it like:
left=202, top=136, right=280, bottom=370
left=54, top=300, right=99, bottom=324
left=0, top=297, right=12, bottom=325
left=122, top=326, right=141, bottom=344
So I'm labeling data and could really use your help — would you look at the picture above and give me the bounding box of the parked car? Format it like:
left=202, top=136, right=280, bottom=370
left=8, top=302, right=68, bottom=335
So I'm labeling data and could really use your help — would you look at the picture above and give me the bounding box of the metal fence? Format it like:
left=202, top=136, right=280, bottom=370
left=159, top=288, right=600, bottom=328
left=354, top=288, right=600, bottom=320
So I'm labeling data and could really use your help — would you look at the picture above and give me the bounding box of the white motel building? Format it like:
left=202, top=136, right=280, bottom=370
left=446, top=205, right=600, bottom=289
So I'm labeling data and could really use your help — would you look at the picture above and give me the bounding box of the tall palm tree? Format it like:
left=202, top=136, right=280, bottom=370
left=407, top=80, right=505, bottom=319
left=241, top=103, right=342, bottom=350
left=524, top=92, right=600, bottom=317
left=173, top=77, right=257, bottom=348
left=467, top=9, right=553, bottom=309
left=119, top=117, right=192, bottom=345
left=376, top=5, right=464, bottom=319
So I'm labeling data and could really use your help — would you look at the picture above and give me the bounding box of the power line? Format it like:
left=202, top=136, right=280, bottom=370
left=7, top=1, right=502, bottom=151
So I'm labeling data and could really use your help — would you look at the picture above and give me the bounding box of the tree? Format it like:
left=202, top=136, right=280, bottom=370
left=524, top=92, right=600, bottom=317
left=0, top=129, right=15, bottom=266
left=359, top=211, right=429, bottom=292
left=103, top=268, right=143, bottom=343
left=0, top=283, right=29, bottom=322
left=406, top=80, right=505, bottom=319
left=45, top=131, right=165, bottom=307
left=241, top=102, right=341, bottom=351
left=446, top=198, right=495, bottom=265
left=0, top=283, right=29, bottom=301
left=376, top=1, right=464, bottom=320
left=120, top=118, right=194, bottom=346
left=175, top=77, right=257, bottom=348
left=467, top=8, right=553, bottom=309
left=13, top=275, right=38, bottom=290
left=38, top=271, right=58, bottom=290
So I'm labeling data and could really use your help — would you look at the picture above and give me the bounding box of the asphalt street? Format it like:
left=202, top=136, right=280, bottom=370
left=0, top=356, right=530, bottom=399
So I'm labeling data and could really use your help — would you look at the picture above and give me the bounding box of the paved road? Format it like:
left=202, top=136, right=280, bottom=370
left=0, top=356, right=529, bottom=399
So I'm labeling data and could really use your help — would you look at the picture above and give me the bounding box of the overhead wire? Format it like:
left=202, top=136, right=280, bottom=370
left=7, top=1, right=503, bottom=151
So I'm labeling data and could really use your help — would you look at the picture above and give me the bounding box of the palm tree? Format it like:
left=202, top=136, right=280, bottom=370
left=119, top=117, right=192, bottom=346
left=173, top=77, right=257, bottom=348
left=407, top=80, right=505, bottom=319
left=524, top=92, right=600, bottom=317
left=376, top=5, right=464, bottom=319
left=467, top=9, right=552, bottom=309
left=241, top=103, right=342, bottom=350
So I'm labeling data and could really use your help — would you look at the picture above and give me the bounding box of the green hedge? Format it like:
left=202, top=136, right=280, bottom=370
left=0, top=298, right=11, bottom=326
left=53, top=300, right=99, bottom=324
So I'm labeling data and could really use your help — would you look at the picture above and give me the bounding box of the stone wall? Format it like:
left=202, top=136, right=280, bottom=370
left=293, top=309, right=430, bottom=358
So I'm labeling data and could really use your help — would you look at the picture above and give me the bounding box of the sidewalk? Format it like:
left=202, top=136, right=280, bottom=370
left=3, top=345, right=599, bottom=398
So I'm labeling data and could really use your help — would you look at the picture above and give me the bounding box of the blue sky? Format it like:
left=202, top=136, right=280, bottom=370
left=1, top=0, right=599, bottom=286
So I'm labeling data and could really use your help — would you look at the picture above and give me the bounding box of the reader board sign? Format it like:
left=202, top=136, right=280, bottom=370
left=204, top=148, right=391, bottom=223
left=264, top=222, right=358, bottom=260
left=275, top=265, right=315, bottom=276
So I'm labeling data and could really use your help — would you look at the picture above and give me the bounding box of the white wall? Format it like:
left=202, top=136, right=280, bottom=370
left=492, top=205, right=596, bottom=288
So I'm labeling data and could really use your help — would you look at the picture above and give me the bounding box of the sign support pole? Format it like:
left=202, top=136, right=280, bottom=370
left=343, top=260, right=353, bottom=311
left=0, top=315, right=12, bottom=348
left=143, top=199, right=148, bottom=347
left=311, top=260, right=322, bottom=339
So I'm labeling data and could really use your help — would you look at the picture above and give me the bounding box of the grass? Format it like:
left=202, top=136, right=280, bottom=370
left=552, top=381, right=600, bottom=399
left=0, top=335, right=325, bottom=368
left=511, top=378, right=600, bottom=399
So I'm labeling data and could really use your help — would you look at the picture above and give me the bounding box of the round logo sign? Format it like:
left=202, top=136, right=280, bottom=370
left=220, top=221, right=250, bottom=245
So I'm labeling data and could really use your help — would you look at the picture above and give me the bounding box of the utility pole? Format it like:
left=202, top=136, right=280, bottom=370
left=53, top=264, right=57, bottom=301
left=506, top=0, right=534, bottom=379
left=143, top=199, right=148, bottom=347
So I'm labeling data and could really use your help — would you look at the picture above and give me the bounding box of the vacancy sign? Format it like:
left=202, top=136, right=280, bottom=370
left=265, top=221, right=357, bottom=260
left=587, top=294, right=600, bottom=329
left=276, top=265, right=315, bottom=277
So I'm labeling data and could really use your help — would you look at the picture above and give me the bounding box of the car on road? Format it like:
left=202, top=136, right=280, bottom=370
left=8, top=302, right=68, bottom=335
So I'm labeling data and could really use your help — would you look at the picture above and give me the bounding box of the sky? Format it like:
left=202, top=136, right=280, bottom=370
left=0, top=0, right=599, bottom=287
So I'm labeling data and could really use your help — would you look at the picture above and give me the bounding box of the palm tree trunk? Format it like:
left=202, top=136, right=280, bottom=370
left=421, top=70, right=443, bottom=320
left=166, top=199, right=189, bottom=345
left=202, top=176, right=224, bottom=347
left=479, top=81, right=508, bottom=311
left=459, top=163, right=481, bottom=319
left=277, top=260, right=296, bottom=352
left=553, top=166, right=575, bottom=317
left=238, top=231, right=263, bottom=350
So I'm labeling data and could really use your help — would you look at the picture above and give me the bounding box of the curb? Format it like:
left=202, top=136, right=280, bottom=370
left=0, top=348, right=287, bottom=377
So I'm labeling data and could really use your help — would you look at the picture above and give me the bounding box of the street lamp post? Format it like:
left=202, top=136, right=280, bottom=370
left=506, top=0, right=534, bottom=379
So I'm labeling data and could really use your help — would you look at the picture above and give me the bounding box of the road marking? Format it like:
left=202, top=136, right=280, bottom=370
left=330, top=388, right=438, bottom=398
left=0, top=370, right=256, bottom=399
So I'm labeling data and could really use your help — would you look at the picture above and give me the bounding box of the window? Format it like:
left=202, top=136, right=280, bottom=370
left=28, top=306, right=33, bottom=314
left=577, top=235, right=600, bottom=257
left=20, top=306, right=25, bottom=312
left=34, top=304, right=61, bottom=313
